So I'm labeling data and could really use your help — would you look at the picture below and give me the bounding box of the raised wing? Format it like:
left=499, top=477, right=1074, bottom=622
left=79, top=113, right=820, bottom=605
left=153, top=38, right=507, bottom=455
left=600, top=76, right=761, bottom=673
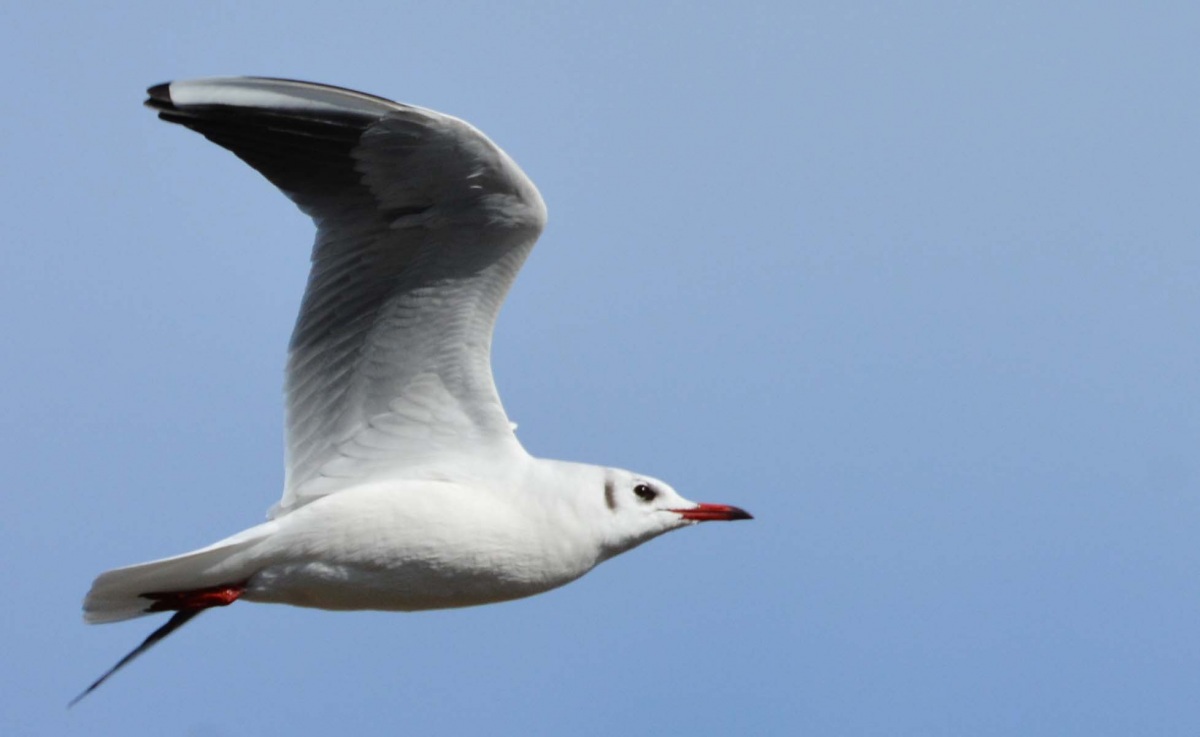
left=146, top=78, right=546, bottom=517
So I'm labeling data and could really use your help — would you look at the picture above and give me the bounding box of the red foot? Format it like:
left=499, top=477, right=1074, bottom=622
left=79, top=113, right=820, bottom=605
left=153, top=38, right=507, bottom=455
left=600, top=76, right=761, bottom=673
left=141, top=582, right=247, bottom=612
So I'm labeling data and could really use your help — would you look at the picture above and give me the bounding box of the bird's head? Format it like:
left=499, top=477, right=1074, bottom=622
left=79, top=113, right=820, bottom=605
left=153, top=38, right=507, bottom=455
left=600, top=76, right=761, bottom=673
left=594, top=468, right=752, bottom=560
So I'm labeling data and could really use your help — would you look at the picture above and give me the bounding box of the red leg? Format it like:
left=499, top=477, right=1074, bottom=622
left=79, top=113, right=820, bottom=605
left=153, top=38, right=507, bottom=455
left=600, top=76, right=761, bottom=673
left=141, top=582, right=247, bottom=612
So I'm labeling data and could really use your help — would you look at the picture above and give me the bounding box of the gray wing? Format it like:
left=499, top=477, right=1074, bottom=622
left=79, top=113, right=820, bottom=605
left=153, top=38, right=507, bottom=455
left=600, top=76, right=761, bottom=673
left=147, top=78, right=546, bottom=517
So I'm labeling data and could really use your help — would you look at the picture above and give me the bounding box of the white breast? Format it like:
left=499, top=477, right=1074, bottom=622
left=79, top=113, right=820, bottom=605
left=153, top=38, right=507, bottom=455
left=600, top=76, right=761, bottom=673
left=241, top=478, right=602, bottom=611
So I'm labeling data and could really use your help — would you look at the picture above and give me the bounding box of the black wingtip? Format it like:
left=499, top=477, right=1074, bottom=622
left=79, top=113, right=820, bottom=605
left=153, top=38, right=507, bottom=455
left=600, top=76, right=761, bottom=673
left=68, top=609, right=203, bottom=708
left=145, top=82, right=173, bottom=111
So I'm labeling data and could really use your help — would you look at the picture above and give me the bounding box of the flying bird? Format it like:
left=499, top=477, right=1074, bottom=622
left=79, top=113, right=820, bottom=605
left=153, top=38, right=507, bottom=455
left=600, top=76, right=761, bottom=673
left=76, top=78, right=751, bottom=704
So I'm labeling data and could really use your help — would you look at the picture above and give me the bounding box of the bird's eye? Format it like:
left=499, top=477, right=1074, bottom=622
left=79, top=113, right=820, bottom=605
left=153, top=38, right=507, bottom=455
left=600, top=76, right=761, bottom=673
left=633, top=484, right=658, bottom=502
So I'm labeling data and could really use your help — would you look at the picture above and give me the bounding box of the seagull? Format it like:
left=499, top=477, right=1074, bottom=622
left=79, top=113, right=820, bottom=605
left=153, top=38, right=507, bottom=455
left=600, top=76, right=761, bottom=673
left=75, top=77, right=751, bottom=704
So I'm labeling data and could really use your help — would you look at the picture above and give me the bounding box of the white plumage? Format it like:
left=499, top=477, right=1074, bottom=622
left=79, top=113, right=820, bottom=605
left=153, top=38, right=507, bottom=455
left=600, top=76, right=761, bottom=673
left=76, top=78, right=750, bottom=703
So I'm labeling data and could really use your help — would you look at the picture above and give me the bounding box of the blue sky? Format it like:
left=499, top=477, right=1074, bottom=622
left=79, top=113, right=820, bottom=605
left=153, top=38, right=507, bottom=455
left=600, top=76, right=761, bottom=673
left=3, top=2, right=1199, bottom=735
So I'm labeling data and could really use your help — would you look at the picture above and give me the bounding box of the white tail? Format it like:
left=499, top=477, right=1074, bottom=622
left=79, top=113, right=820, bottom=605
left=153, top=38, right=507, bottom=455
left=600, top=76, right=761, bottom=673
left=82, top=524, right=272, bottom=624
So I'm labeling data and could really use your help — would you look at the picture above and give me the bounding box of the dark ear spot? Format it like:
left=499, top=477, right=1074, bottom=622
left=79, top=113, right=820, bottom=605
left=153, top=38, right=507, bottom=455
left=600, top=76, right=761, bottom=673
left=604, top=476, right=616, bottom=511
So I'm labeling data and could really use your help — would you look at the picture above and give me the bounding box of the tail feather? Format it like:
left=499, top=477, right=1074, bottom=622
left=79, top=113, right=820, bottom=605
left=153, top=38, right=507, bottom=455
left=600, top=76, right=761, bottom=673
left=82, top=523, right=270, bottom=624
left=74, top=524, right=271, bottom=705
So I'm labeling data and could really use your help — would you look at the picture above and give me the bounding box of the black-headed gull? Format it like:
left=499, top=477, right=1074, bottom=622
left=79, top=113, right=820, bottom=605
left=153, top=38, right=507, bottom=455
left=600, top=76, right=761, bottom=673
left=75, top=78, right=751, bottom=704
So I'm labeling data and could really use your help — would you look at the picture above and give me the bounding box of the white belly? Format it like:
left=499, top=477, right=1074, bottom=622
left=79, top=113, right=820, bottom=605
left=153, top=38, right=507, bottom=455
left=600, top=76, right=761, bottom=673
left=239, top=481, right=599, bottom=611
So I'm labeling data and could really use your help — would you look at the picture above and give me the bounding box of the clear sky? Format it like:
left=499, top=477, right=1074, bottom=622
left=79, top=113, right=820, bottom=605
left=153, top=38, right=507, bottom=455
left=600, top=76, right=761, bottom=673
left=3, top=2, right=1198, bottom=735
